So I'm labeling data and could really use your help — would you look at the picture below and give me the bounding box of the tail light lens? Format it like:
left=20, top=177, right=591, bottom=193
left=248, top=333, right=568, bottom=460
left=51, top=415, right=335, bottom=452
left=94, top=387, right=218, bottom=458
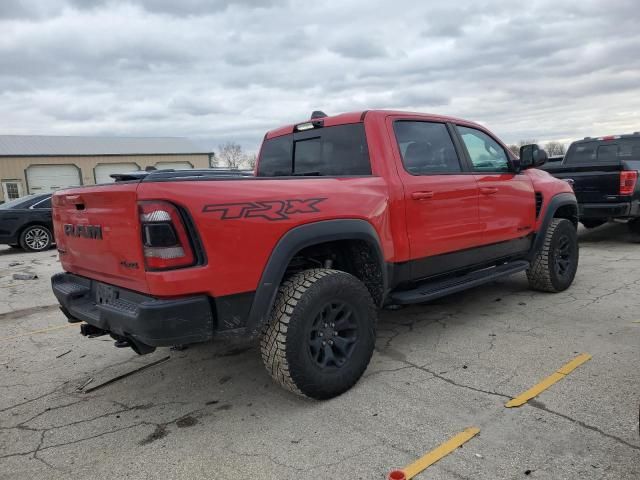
left=138, top=201, right=195, bottom=270
left=620, top=171, right=638, bottom=196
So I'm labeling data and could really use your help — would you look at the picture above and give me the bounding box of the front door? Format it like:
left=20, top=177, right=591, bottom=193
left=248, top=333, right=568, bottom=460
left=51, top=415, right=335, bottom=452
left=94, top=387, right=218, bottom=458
left=455, top=125, right=536, bottom=245
left=391, top=120, right=483, bottom=276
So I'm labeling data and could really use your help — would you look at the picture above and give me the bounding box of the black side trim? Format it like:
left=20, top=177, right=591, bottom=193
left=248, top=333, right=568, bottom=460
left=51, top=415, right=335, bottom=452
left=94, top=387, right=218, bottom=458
left=245, top=219, right=386, bottom=336
left=527, top=192, right=577, bottom=261
left=213, top=291, right=255, bottom=331
left=396, top=235, right=532, bottom=285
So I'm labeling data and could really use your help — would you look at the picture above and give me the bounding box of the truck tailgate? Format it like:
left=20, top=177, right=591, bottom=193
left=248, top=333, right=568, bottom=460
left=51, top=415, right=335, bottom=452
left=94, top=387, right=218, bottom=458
left=52, top=184, right=148, bottom=293
left=544, top=164, right=621, bottom=203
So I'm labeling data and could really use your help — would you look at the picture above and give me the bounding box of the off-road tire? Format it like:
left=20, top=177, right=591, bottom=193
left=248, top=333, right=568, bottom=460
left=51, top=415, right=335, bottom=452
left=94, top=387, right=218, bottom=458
left=260, top=268, right=377, bottom=400
left=581, top=219, right=605, bottom=229
left=19, top=225, right=52, bottom=252
left=527, top=218, right=578, bottom=292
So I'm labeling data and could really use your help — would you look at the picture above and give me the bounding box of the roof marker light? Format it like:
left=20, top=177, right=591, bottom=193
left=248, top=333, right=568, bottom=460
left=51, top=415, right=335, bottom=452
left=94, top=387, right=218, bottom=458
left=295, top=122, right=315, bottom=131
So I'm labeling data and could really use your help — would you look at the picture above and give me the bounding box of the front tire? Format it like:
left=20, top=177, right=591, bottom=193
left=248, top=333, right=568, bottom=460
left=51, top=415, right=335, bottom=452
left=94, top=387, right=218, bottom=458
left=19, top=225, right=52, bottom=252
left=260, top=268, right=377, bottom=400
left=527, top=218, right=579, bottom=292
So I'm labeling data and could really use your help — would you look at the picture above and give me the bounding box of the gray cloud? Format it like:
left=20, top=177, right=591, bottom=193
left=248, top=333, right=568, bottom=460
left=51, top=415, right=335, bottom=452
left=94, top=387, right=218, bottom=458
left=1, top=0, right=639, bottom=151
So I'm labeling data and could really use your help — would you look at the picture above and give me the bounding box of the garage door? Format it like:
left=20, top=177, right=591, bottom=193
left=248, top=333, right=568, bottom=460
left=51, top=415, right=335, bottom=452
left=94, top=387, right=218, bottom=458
left=94, top=163, right=140, bottom=184
left=155, top=161, right=193, bottom=170
left=26, top=165, right=81, bottom=193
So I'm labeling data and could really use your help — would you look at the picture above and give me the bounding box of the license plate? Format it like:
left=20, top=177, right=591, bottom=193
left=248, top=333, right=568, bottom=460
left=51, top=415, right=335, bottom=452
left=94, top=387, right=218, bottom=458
left=96, top=284, right=119, bottom=305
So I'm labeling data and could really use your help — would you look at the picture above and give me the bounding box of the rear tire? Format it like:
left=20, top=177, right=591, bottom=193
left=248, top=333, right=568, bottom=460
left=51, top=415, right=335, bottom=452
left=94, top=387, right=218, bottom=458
left=19, top=225, right=52, bottom=252
left=260, top=268, right=377, bottom=400
left=527, top=218, right=579, bottom=292
left=581, top=219, right=605, bottom=229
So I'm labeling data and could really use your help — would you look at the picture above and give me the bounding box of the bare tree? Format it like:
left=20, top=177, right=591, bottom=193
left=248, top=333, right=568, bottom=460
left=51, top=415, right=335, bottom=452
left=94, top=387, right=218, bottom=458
left=507, top=139, right=538, bottom=157
left=507, top=144, right=520, bottom=156
left=218, top=142, right=244, bottom=169
left=245, top=153, right=257, bottom=170
left=544, top=141, right=566, bottom=156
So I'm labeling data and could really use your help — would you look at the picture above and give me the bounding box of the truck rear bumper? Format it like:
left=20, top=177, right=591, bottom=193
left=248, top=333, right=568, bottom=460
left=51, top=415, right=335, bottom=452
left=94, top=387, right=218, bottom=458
left=579, top=201, right=640, bottom=219
left=51, top=272, right=214, bottom=348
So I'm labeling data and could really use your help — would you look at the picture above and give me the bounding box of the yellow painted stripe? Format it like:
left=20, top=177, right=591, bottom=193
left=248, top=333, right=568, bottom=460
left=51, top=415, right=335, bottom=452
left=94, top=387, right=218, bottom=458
left=505, top=353, right=591, bottom=408
left=0, top=323, right=82, bottom=341
left=401, top=427, right=480, bottom=479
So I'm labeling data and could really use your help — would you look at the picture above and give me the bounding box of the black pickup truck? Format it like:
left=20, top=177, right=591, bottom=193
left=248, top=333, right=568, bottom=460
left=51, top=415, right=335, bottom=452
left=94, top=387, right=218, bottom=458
left=541, top=133, right=640, bottom=232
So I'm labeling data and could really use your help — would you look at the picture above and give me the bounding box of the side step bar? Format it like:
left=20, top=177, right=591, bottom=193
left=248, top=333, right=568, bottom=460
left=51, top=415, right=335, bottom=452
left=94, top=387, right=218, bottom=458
left=390, top=260, right=530, bottom=305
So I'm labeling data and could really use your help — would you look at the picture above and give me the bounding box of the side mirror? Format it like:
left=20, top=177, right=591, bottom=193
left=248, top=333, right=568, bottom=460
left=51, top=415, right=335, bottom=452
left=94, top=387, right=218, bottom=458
left=519, top=144, right=548, bottom=169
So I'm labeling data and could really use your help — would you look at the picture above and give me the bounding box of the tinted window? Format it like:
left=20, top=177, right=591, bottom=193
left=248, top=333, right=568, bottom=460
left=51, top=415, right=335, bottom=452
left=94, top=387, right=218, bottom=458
left=33, top=197, right=52, bottom=209
left=566, top=138, right=640, bottom=164
left=257, top=135, right=292, bottom=176
left=458, top=126, right=510, bottom=172
left=257, top=124, right=371, bottom=177
left=0, top=194, right=40, bottom=209
left=393, top=121, right=461, bottom=174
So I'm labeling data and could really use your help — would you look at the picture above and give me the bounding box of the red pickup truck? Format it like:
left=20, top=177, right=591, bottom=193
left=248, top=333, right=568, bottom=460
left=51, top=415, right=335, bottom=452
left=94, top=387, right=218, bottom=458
left=51, top=110, right=578, bottom=399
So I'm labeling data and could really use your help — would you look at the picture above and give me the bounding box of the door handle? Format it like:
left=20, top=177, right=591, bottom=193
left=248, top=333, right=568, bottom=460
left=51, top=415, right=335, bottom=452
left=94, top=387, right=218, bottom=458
left=480, top=187, right=498, bottom=195
left=412, top=191, right=434, bottom=200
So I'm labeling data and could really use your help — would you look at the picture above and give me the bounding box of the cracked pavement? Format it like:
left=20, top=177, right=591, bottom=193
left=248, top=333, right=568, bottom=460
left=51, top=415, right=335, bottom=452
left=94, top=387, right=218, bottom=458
left=1, top=223, right=639, bottom=479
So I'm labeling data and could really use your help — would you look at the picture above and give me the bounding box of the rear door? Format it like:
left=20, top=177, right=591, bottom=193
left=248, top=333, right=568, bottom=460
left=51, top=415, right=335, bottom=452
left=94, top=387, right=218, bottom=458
left=455, top=125, right=536, bottom=245
left=391, top=120, right=482, bottom=270
left=53, top=183, right=148, bottom=292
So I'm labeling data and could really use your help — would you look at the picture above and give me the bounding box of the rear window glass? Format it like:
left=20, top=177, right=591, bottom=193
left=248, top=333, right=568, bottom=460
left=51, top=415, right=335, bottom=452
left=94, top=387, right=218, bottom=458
left=566, top=138, right=640, bottom=164
left=257, top=123, right=371, bottom=176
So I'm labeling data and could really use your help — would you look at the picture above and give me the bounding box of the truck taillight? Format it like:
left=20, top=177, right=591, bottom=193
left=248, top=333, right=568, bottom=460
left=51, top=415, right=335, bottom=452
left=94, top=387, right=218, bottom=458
left=620, top=171, right=638, bottom=196
left=138, top=201, right=195, bottom=270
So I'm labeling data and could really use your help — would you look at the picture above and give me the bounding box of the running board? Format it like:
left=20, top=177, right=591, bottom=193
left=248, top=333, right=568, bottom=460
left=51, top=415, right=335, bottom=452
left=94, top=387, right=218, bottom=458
left=390, top=260, right=530, bottom=305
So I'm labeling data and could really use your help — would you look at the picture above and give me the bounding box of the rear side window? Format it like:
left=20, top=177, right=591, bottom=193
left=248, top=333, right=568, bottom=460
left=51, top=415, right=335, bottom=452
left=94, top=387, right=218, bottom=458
left=33, top=197, right=52, bottom=209
left=393, top=121, right=461, bottom=174
left=257, top=124, right=371, bottom=177
left=566, top=138, right=640, bottom=164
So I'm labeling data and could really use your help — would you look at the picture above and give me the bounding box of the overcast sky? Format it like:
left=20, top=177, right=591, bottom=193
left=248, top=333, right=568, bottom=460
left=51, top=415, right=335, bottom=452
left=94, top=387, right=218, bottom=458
left=1, top=0, right=639, bottom=152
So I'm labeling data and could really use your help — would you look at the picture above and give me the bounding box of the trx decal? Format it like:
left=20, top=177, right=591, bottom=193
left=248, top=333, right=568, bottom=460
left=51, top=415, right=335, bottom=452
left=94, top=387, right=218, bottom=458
left=202, top=198, right=326, bottom=221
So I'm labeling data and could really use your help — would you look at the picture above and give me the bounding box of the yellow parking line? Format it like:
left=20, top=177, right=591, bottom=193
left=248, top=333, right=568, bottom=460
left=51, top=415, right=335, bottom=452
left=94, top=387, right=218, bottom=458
left=0, top=323, right=81, bottom=341
left=505, top=353, right=591, bottom=408
left=389, top=427, right=480, bottom=480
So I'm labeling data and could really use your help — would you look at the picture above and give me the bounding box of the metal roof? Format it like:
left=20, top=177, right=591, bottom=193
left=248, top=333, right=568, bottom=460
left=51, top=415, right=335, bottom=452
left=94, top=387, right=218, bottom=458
left=0, top=135, right=208, bottom=156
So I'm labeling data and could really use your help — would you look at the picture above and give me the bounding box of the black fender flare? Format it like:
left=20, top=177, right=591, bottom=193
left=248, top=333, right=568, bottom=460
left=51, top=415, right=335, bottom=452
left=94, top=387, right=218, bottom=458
left=245, top=219, right=386, bottom=336
left=528, top=192, right=578, bottom=260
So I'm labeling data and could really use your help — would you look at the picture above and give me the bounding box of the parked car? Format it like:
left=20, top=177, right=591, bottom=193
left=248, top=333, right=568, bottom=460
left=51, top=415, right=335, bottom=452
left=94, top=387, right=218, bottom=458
left=0, top=193, right=54, bottom=251
left=541, top=133, right=640, bottom=231
left=50, top=110, right=578, bottom=399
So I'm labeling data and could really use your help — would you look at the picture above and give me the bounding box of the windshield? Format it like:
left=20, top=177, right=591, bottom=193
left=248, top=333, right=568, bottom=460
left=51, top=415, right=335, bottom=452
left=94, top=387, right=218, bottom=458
left=565, top=138, right=640, bottom=164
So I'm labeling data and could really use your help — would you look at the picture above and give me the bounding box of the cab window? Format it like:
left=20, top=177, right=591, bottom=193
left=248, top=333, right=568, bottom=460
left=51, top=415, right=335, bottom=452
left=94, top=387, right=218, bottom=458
left=393, top=121, right=462, bottom=174
left=457, top=126, right=510, bottom=173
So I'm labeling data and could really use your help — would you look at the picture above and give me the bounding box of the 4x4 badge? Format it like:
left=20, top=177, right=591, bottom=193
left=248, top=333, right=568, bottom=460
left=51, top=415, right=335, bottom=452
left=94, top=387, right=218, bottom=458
left=203, top=198, right=326, bottom=221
